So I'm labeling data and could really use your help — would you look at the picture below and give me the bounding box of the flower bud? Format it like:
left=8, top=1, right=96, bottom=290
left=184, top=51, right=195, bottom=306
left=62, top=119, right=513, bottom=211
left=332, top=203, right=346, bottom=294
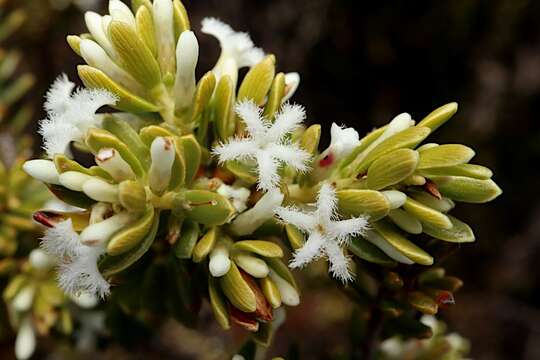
left=230, top=189, right=284, bottom=236
left=233, top=252, right=269, bottom=278
left=109, top=0, right=136, bottom=27
left=282, top=72, right=300, bottom=103
left=148, top=137, right=175, bottom=194
left=381, top=190, right=407, bottom=209
left=29, top=249, right=55, bottom=271
left=84, top=12, right=115, bottom=57
left=12, top=286, right=35, bottom=312
left=80, top=212, right=133, bottom=246
left=95, top=148, right=136, bottom=181
left=22, top=160, right=60, bottom=185
left=268, top=269, right=299, bottom=306
left=174, top=30, right=198, bottom=110
left=15, top=317, right=36, bottom=360
left=59, top=171, right=93, bottom=191
left=153, top=0, right=176, bottom=76
left=82, top=177, right=119, bottom=203
left=209, top=240, right=231, bottom=277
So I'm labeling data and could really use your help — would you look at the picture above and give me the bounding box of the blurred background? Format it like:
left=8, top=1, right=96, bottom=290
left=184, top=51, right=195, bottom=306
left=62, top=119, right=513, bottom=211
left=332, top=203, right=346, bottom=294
left=2, top=0, right=539, bottom=359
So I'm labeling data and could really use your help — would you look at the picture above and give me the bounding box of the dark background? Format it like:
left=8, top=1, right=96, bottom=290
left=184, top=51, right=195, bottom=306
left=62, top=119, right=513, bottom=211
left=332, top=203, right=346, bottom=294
left=8, top=0, right=540, bottom=358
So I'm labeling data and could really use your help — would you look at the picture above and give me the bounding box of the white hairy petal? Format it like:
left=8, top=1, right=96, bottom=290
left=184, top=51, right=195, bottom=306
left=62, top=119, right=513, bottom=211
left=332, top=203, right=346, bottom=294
left=289, top=232, right=326, bottom=268
left=44, top=73, right=75, bottom=115
left=212, top=138, right=257, bottom=163
left=324, top=241, right=353, bottom=282
left=40, top=219, right=81, bottom=258
left=266, top=103, right=305, bottom=143
left=274, top=206, right=316, bottom=233
left=22, top=159, right=60, bottom=185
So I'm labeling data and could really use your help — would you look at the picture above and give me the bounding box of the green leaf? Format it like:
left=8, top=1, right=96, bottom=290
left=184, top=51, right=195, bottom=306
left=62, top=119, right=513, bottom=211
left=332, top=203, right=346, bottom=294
left=417, top=144, right=475, bottom=169
left=416, top=102, right=458, bottom=133
left=181, top=190, right=235, bottom=225
left=107, top=207, right=155, bottom=256
left=422, top=215, right=475, bottom=243
left=373, top=221, right=433, bottom=265
left=430, top=176, right=502, bottom=203
left=337, top=189, right=390, bottom=221
left=231, top=240, right=284, bottom=258
left=366, top=149, right=419, bottom=190
left=402, top=197, right=452, bottom=230
left=99, top=211, right=160, bottom=277
left=174, top=218, right=199, bottom=259
left=348, top=237, right=397, bottom=267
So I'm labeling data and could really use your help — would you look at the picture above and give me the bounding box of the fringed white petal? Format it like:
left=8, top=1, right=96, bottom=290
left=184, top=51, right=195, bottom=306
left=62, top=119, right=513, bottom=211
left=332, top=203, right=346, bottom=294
left=201, top=17, right=264, bottom=68
left=44, top=73, right=75, bottom=115
left=316, top=183, right=338, bottom=221
left=289, top=232, right=326, bottom=268
left=235, top=100, right=268, bottom=138
left=39, top=75, right=117, bottom=158
left=255, top=151, right=280, bottom=191
left=58, top=245, right=110, bottom=299
left=328, top=217, right=369, bottom=245
left=324, top=241, right=353, bottom=283
left=266, top=143, right=311, bottom=172
left=274, top=206, right=316, bottom=232
left=40, top=219, right=82, bottom=258
left=212, top=138, right=258, bottom=163
left=266, top=103, right=305, bottom=143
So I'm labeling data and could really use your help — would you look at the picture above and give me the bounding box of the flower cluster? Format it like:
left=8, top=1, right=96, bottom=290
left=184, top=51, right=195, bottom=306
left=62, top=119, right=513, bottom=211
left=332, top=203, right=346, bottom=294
left=19, top=0, right=501, bottom=351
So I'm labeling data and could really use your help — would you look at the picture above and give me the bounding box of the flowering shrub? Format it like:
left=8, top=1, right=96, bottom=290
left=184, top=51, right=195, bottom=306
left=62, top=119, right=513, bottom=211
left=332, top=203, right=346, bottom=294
left=14, top=0, right=501, bottom=357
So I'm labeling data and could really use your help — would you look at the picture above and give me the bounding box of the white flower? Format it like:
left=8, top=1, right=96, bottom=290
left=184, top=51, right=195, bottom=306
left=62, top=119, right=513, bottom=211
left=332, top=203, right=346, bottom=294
left=274, top=183, right=369, bottom=282
left=39, top=74, right=117, bottom=158
left=229, top=189, right=284, bottom=236
left=217, top=184, right=250, bottom=213
left=213, top=100, right=311, bottom=191
left=41, top=219, right=110, bottom=298
left=201, top=17, right=264, bottom=81
left=329, top=123, right=360, bottom=159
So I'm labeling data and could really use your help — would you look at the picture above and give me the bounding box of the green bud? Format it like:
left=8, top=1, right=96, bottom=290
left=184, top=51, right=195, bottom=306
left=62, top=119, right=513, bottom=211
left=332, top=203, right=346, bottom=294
left=422, top=215, right=475, bottom=243
left=231, top=240, right=284, bottom=258
left=238, top=55, right=276, bottom=106
left=367, top=149, right=419, bottom=190
left=430, top=176, right=502, bottom=203
left=108, top=21, right=161, bottom=88
left=118, top=180, right=147, bottom=212
left=402, top=197, right=452, bottom=229
left=417, top=144, right=475, bottom=169
left=106, top=206, right=155, bottom=256
left=337, top=189, right=390, bottom=221
left=233, top=252, right=269, bottom=278
left=220, top=262, right=257, bottom=313
left=67, top=35, right=82, bottom=56
left=416, top=102, right=458, bottom=133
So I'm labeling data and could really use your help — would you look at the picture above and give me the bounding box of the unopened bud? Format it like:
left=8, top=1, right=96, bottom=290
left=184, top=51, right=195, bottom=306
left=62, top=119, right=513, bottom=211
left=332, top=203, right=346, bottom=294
left=95, top=148, right=136, bottom=181
left=22, top=160, right=60, bottom=185
left=209, top=240, right=231, bottom=277
left=80, top=212, right=132, bottom=246
left=174, top=30, right=198, bottom=110
left=82, top=177, right=119, bottom=203
left=59, top=171, right=93, bottom=191
left=149, top=137, right=175, bottom=194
